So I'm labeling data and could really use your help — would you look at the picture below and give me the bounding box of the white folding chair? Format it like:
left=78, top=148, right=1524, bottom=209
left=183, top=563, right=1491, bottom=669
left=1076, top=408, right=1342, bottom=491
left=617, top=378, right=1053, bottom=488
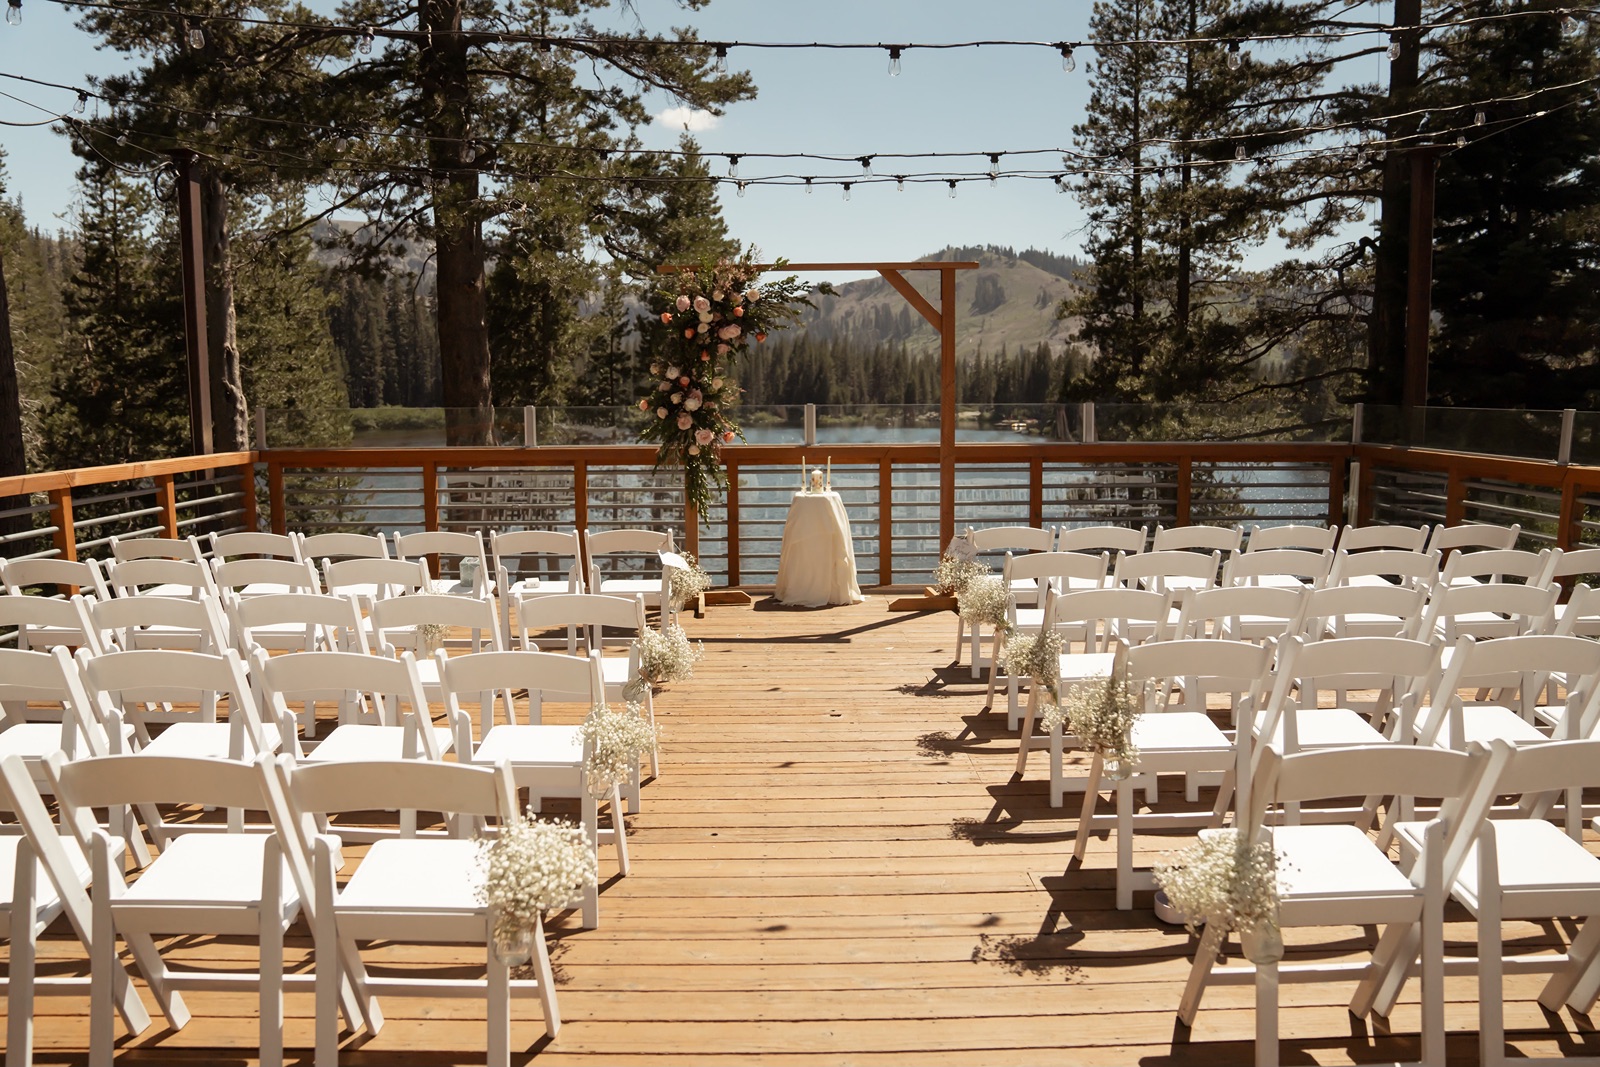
left=440, top=648, right=627, bottom=929
left=229, top=591, right=373, bottom=739
left=1151, top=524, right=1241, bottom=565
left=393, top=529, right=493, bottom=598
left=1411, top=634, right=1600, bottom=754
left=1114, top=548, right=1222, bottom=597
left=0, top=753, right=151, bottom=1067
left=1417, top=579, right=1557, bottom=643
left=0, top=591, right=105, bottom=662
left=584, top=527, right=673, bottom=612
left=0, top=557, right=110, bottom=650
left=1073, top=638, right=1273, bottom=909
left=1549, top=555, right=1600, bottom=636
left=0, top=644, right=122, bottom=783
left=83, top=591, right=230, bottom=655
left=273, top=757, right=560, bottom=1065
left=294, top=530, right=390, bottom=561
left=1439, top=546, right=1558, bottom=588
left=208, top=530, right=303, bottom=563
left=985, top=550, right=1110, bottom=712
left=371, top=593, right=508, bottom=735
left=321, top=555, right=431, bottom=617
left=1301, top=582, right=1428, bottom=640
left=109, top=534, right=204, bottom=566
left=1335, top=524, right=1429, bottom=553
left=1425, top=521, right=1521, bottom=557
left=1327, top=547, right=1441, bottom=590
left=44, top=751, right=316, bottom=1067
left=1056, top=524, right=1147, bottom=557
left=1176, top=584, right=1308, bottom=644
left=211, top=556, right=322, bottom=600
left=1222, top=548, right=1332, bottom=590
left=1179, top=742, right=1507, bottom=1067
left=491, top=528, right=585, bottom=647
left=104, top=557, right=218, bottom=601
left=1242, top=523, right=1336, bottom=553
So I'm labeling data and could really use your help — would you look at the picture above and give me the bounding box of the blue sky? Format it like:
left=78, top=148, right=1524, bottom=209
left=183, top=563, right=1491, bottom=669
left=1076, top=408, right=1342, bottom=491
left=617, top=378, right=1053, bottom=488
left=0, top=2, right=1388, bottom=284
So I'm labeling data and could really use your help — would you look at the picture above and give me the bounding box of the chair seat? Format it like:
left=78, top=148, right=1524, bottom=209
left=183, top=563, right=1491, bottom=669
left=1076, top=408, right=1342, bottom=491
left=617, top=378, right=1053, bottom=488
left=1427, top=706, right=1551, bottom=748
left=1273, top=824, right=1416, bottom=902
left=140, top=721, right=282, bottom=759
left=507, top=578, right=581, bottom=599
left=0, top=832, right=89, bottom=913
left=302, top=724, right=454, bottom=762
left=1456, top=820, right=1600, bottom=903
left=474, top=724, right=583, bottom=767
left=1129, top=712, right=1231, bottom=752
left=0, top=723, right=76, bottom=762
left=338, top=837, right=484, bottom=913
left=121, top=833, right=295, bottom=910
left=1270, top=708, right=1387, bottom=749
left=1551, top=602, right=1600, bottom=637
left=1057, top=651, right=1118, bottom=686
left=598, top=579, right=660, bottom=603
left=599, top=657, right=635, bottom=689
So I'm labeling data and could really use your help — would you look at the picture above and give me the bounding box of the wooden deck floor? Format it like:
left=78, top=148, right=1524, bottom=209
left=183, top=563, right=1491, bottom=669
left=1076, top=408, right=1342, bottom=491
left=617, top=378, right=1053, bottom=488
left=14, top=594, right=1600, bottom=1064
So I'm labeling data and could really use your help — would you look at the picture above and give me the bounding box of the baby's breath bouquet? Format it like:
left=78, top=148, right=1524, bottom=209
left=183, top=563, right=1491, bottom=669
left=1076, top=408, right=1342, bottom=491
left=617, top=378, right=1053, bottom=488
left=1154, top=828, right=1283, bottom=959
left=632, top=623, right=704, bottom=693
left=1003, top=627, right=1064, bottom=708
left=957, top=575, right=1013, bottom=632
left=417, top=621, right=448, bottom=653
left=935, top=553, right=988, bottom=598
left=667, top=552, right=714, bottom=612
left=578, top=700, right=659, bottom=798
left=478, top=811, right=598, bottom=964
left=1055, top=673, right=1141, bottom=779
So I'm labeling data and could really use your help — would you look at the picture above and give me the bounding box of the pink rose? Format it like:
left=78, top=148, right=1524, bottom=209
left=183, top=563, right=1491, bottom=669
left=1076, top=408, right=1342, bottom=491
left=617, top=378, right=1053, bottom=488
left=717, top=324, right=740, bottom=341
left=688, top=444, right=700, bottom=456
left=701, top=352, right=711, bottom=361
left=659, top=381, right=670, bottom=392
left=746, top=289, right=761, bottom=302
left=656, top=407, right=668, bottom=419
left=679, top=376, right=690, bottom=386
left=695, top=428, right=714, bottom=446
left=693, top=296, right=710, bottom=313
left=683, top=328, right=695, bottom=339
left=638, top=398, right=649, bottom=411
left=696, top=323, right=709, bottom=334
left=660, top=311, right=672, bottom=324
left=716, top=343, right=730, bottom=355
left=733, top=306, right=744, bottom=317
left=675, top=295, right=691, bottom=312
left=677, top=413, right=693, bottom=431
left=722, top=431, right=735, bottom=442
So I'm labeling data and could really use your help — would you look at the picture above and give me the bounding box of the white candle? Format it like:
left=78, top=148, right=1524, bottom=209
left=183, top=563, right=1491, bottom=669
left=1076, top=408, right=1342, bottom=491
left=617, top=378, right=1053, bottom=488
left=826, top=457, right=831, bottom=491
left=801, top=455, right=806, bottom=492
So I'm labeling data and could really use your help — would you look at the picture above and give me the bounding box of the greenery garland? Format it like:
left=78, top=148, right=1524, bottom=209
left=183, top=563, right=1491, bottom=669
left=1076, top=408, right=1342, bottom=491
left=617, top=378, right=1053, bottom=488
left=638, top=255, right=827, bottom=520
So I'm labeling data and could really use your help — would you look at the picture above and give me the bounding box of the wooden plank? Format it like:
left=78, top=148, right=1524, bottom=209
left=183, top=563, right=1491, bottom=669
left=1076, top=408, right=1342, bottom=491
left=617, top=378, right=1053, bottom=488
left=47, top=485, right=76, bottom=564
left=155, top=472, right=179, bottom=538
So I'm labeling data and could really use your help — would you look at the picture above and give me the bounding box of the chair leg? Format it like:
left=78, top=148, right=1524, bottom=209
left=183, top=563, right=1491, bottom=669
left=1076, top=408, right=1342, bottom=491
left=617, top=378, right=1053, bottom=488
left=1049, top=724, right=1065, bottom=808
left=986, top=630, right=1005, bottom=709
left=1116, top=775, right=1135, bottom=910
left=1480, top=897, right=1505, bottom=1067
left=610, top=784, right=631, bottom=878
left=1353, top=921, right=1420, bottom=1020
left=1072, top=753, right=1103, bottom=864
left=1177, top=922, right=1227, bottom=1026
left=1542, top=915, right=1600, bottom=1012
left=487, top=941, right=511, bottom=1067
left=1007, top=669, right=1023, bottom=731
left=1015, top=683, right=1040, bottom=776
left=1255, top=958, right=1281, bottom=1067
left=531, top=914, right=561, bottom=1038
left=260, top=912, right=284, bottom=1067
left=8, top=856, right=36, bottom=1067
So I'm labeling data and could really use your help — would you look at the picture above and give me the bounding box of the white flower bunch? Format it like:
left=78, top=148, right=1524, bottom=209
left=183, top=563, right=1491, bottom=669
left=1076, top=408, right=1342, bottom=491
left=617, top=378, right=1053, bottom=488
left=634, top=623, right=703, bottom=689
left=1154, top=828, right=1281, bottom=938
left=1058, top=673, right=1141, bottom=774
left=578, top=700, right=659, bottom=798
left=957, top=575, right=1012, bottom=630
left=417, top=621, right=448, bottom=652
left=667, top=552, right=714, bottom=612
left=1004, top=627, right=1064, bottom=703
left=935, top=553, right=988, bottom=598
left=478, top=811, right=599, bottom=951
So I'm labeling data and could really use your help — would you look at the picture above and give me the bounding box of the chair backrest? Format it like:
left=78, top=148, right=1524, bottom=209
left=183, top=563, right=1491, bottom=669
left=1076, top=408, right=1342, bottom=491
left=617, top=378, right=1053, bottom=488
left=1056, top=524, right=1147, bottom=555
left=1113, top=548, right=1221, bottom=592
left=295, top=531, right=390, bottom=561
left=1327, top=548, right=1440, bottom=589
left=1301, top=582, right=1428, bottom=640
left=438, top=648, right=604, bottom=730
left=1222, top=548, right=1333, bottom=587
left=85, top=593, right=230, bottom=653
left=491, top=528, right=584, bottom=591
left=208, top=531, right=303, bottom=562
left=254, top=649, right=440, bottom=757
left=1175, top=585, right=1308, bottom=640
left=1003, top=550, right=1108, bottom=589
left=1419, top=580, right=1558, bottom=641
left=1125, top=637, right=1273, bottom=716
left=105, top=557, right=218, bottom=599
left=81, top=647, right=270, bottom=757
left=1335, top=524, right=1429, bottom=553
left=0, top=556, right=110, bottom=601
left=1551, top=548, right=1600, bottom=583
left=1151, top=524, right=1242, bottom=556
left=322, top=556, right=431, bottom=600
left=1419, top=634, right=1600, bottom=746
left=1244, top=524, right=1336, bottom=553
left=211, top=557, right=322, bottom=596
left=514, top=592, right=647, bottom=652
left=967, top=525, right=1054, bottom=554
left=1043, top=586, right=1176, bottom=646
left=276, top=756, right=516, bottom=843
left=584, top=528, right=673, bottom=589
left=0, top=590, right=104, bottom=654
left=1426, top=522, right=1521, bottom=557
left=109, top=535, right=204, bottom=564
left=0, top=751, right=114, bottom=947
left=227, top=591, right=370, bottom=655
left=392, top=530, right=490, bottom=593
left=1552, top=582, right=1600, bottom=637
left=0, top=645, right=114, bottom=758
left=370, top=592, right=503, bottom=653
left=1258, top=634, right=1440, bottom=755
left=1439, top=547, right=1557, bottom=587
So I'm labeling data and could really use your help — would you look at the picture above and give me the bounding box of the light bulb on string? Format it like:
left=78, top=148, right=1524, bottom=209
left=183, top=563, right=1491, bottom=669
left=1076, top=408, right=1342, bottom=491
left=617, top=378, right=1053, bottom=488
left=204, top=113, right=219, bottom=134
left=841, top=182, right=852, bottom=202
left=858, top=155, right=873, bottom=177
left=804, top=177, right=813, bottom=195
left=1058, top=43, right=1075, bottom=72
left=713, top=44, right=728, bottom=74
left=988, top=153, right=1001, bottom=179
left=947, top=179, right=958, bottom=199
left=887, top=46, right=902, bottom=77
left=736, top=180, right=746, bottom=198
left=333, top=132, right=348, bottom=152
left=895, top=175, right=905, bottom=192
left=73, top=90, right=87, bottom=114
left=726, top=154, right=739, bottom=178
left=1227, top=40, right=1243, bottom=69
left=1455, top=134, right=1467, bottom=148
left=115, top=131, right=127, bottom=146
left=538, top=41, right=554, bottom=70
left=1561, top=11, right=1579, bottom=34
left=462, top=140, right=477, bottom=163
left=1387, top=38, right=1401, bottom=60
left=6, top=0, right=21, bottom=27
left=358, top=26, right=373, bottom=54
left=1055, top=174, right=1067, bottom=194
left=1235, top=144, right=1248, bottom=161
left=187, top=21, right=205, bottom=49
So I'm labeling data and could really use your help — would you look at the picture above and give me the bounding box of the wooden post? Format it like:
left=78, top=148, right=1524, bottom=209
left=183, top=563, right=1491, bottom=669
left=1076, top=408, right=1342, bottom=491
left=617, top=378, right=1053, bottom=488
left=879, top=456, right=893, bottom=585
left=155, top=474, right=179, bottom=539
left=171, top=150, right=213, bottom=457
left=685, top=501, right=700, bottom=559
left=1326, top=458, right=1347, bottom=529
left=1558, top=475, right=1581, bottom=553
left=938, top=266, right=957, bottom=551
left=573, top=460, right=588, bottom=537
left=48, top=487, right=76, bottom=563
left=239, top=460, right=258, bottom=532
left=1176, top=456, right=1193, bottom=528
left=422, top=461, right=439, bottom=531
left=725, top=462, right=740, bottom=586
left=1444, top=467, right=1467, bottom=528
left=1029, top=455, right=1045, bottom=530
left=1403, top=149, right=1438, bottom=419
left=267, top=460, right=286, bottom=535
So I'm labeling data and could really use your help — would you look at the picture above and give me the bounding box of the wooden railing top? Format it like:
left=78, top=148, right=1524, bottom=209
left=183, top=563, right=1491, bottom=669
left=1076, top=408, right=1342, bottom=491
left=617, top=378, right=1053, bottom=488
left=0, top=450, right=255, bottom=497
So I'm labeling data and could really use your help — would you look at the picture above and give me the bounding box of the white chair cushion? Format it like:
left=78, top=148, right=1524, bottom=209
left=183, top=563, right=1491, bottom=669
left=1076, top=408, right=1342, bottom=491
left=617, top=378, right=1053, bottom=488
left=302, top=724, right=453, bottom=762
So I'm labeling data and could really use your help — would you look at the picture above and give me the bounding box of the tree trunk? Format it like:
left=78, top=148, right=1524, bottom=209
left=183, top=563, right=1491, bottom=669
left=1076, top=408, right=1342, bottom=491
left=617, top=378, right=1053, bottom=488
left=203, top=170, right=249, bottom=451
left=1367, top=0, right=1422, bottom=407
left=421, top=0, right=494, bottom=446
left=1175, top=0, right=1195, bottom=333
left=0, top=244, right=29, bottom=538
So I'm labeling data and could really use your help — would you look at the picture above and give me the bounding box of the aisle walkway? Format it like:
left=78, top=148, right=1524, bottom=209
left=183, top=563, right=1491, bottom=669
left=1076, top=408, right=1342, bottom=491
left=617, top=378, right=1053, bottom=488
left=13, top=595, right=1600, bottom=1063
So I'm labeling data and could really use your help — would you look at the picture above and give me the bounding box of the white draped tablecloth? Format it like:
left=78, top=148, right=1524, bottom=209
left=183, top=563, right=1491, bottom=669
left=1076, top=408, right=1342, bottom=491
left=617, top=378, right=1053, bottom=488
left=774, top=491, right=864, bottom=607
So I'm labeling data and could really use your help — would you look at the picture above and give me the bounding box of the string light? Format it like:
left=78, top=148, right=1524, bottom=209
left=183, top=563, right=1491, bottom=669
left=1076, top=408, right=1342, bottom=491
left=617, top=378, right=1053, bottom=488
left=186, top=20, right=205, bottom=48
left=803, top=176, right=812, bottom=194
left=841, top=181, right=851, bottom=201
left=6, top=0, right=20, bottom=27
left=858, top=155, right=873, bottom=177
left=725, top=153, right=739, bottom=177
left=1235, top=143, right=1247, bottom=160
left=1058, top=42, right=1075, bottom=72
left=1455, top=134, right=1466, bottom=148
left=538, top=41, right=554, bottom=69
left=988, top=152, right=1002, bottom=179
left=712, top=43, right=728, bottom=74
left=1055, top=174, right=1067, bottom=193
left=358, top=25, right=373, bottom=54
left=886, top=45, right=902, bottom=77
left=1227, top=39, right=1243, bottom=69
left=1560, top=10, right=1579, bottom=35
left=462, top=139, right=477, bottom=163
left=947, top=179, right=957, bottom=198
left=73, top=89, right=86, bottom=114
left=895, top=175, right=905, bottom=192
left=1387, top=37, right=1402, bottom=60
left=1474, top=108, right=1486, bottom=125
left=736, top=179, right=746, bottom=197
left=204, top=113, right=219, bottom=134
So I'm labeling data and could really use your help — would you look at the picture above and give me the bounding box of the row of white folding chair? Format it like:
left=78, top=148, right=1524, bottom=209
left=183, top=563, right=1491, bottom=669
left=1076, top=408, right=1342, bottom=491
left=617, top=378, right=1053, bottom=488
left=19, top=748, right=558, bottom=1067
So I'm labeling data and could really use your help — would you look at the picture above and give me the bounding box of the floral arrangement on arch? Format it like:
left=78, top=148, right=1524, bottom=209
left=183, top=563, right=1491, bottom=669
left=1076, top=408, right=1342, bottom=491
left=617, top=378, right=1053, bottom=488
left=639, top=255, right=826, bottom=518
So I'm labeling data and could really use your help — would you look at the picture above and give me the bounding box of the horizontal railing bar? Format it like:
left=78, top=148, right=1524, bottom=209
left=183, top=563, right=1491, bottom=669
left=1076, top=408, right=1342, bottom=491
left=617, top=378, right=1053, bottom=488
left=0, top=525, right=58, bottom=545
